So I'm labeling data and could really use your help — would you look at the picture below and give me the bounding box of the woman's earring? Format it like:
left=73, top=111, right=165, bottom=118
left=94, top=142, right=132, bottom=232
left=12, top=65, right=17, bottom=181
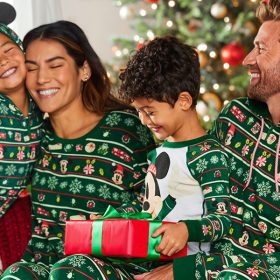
left=83, top=74, right=89, bottom=82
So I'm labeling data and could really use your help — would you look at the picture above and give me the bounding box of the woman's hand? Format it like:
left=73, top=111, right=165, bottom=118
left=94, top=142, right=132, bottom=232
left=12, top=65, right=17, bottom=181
left=134, top=263, right=173, bottom=280
left=152, top=222, right=188, bottom=256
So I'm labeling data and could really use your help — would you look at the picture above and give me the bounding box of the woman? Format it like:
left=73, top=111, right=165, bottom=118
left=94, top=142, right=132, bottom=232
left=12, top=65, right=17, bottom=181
left=0, top=12, right=43, bottom=272
left=0, top=21, right=154, bottom=279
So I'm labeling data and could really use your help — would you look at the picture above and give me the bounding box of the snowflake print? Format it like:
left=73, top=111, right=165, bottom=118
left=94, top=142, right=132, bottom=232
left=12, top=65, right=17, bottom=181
left=86, top=184, right=96, bottom=193
left=257, top=181, right=272, bottom=197
left=270, top=265, right=280, bottom=277
left=267, top=256, right=277, bottom=264
left=47, top=176, right=59, bottom=190
left=35, top=242, right=45, bottom=249
left=112, top=192, right=119, bottom=200
left=17, top=151, right=25, bottom=160
left=69, top=178, right=83, bottom=194
left=242, top=144, right=250, bottom=156
left=0, top=104, right=9, bottom=115
left=196, top=158, right=208, bottom=173
left=5, top=164, right=17, bottom=176
left=124, top=118, right=135, bottom=126
left=40, top=177, right=46, bottom=186
left=59, top=182, right=68, bottom=189
left=236, top=168, right=243, bottom=177
left=105, top=113, right=121, bottom=126
left=120, top=192, right=131, bottom=203
left=98, top=184, right=111, bottom=199
left=83, top=164, right=94, bottom=175
left=220, top=243, right=234, bottom=255
left=87, top=266, right=95, bottom=273
left=29, top=264, right=48, bottom=277
left=56, top=240, right=64, bottom=254
left=69, top=255, right=86, bottom=268
left=263, top=243, right=275, bottom=254
left=0, top=166, right=3, bottom=172
left=229, top=158, right=237, bottom=170
left=137, top=126, right=151, bottom=145
left=272, top=191, right=280, bottom=201
left=18, top=167, right=25, bottom=174
left=220, top=155, right=227, bottom=166
left=210, top=155, right=219, bottom=164
left=243, top=171, right=249, bottom=183
left=246, top=267, right=259, bottom=277
left=256, top=155, right=267, bottom=167
left=195, top=271, right=201, bottom=279
left=270, top=228, right=280, bottom=240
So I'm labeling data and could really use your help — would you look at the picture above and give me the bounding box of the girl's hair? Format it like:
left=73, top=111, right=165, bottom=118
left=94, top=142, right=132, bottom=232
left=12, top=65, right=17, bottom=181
left=256, top=0, right=280, bottom=22
left=23, top=20, right=126, bottom=114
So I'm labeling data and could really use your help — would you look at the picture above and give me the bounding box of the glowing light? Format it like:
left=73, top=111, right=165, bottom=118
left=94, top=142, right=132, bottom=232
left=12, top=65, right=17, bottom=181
left=133, top=35, right=140, bottom=41
left=151, top=4, right=158, bottom=10
left=115, top=50, right=122, bottom=57
left=168, top=1, right=176, bottom=7
left=203, top=115, right=210, bottom=122
left=139, top=9, right=147, bottom=16
left=147, top=30, right=155, bottom=40
left=224, top=17, right=230, bottom=23
left=200, top=86, right=206, bottom=94
left=209, top=51, right=217, bottom=58
left=213, top=83, right=220, bottom=90
left=223, top=63, right=230, bottom=69
left=166, top=20, right=173, bottom=27
left=229, top=85, right=235, bottom=91
left=197, top=43, right=208, bottom=51
left=123, top=48, right=129, bottom=55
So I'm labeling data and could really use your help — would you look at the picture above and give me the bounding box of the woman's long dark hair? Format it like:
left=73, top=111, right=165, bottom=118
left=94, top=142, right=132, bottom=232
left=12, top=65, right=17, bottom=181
left=23, top=20, right=126, bottom=114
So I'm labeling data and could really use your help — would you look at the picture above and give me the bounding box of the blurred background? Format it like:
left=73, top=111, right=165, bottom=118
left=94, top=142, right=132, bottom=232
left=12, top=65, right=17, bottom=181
left=3, top=0, right=260, bottom=129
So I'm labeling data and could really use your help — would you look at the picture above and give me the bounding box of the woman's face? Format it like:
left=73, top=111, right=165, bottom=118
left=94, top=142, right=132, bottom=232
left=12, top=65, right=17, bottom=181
left=0, top=33, right=26, bottom=95
left=25, top=38, right=84, bottom=115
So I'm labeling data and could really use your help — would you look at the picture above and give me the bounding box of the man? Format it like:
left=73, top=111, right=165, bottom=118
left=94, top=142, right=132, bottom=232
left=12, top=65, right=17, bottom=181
left=135, top=0, right=280, bottom=279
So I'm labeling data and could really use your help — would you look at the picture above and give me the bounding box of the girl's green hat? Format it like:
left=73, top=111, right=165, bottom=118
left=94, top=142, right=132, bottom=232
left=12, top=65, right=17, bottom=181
left=0, top=23, right=23, bottom=50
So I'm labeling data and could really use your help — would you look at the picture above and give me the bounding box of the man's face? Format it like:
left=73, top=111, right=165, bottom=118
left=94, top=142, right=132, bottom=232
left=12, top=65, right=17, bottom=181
left=243, top=20, right=280, bottom=102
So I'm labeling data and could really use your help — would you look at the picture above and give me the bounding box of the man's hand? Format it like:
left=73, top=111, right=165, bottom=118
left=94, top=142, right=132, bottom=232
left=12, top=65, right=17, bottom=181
left=134, top=263, right=173, bottom=280
left=152, top=222, right=188, bottom=256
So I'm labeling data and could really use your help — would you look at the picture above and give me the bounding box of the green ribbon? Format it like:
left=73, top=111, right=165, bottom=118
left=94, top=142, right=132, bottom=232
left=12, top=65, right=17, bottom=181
left=91, top=205, right=162, bottom=261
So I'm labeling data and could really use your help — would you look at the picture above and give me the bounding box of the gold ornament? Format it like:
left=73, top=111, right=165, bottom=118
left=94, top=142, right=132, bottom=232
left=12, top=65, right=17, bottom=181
left=202, top=92, right=223, bottom=111
left=210, top=3, right=228, bottom=19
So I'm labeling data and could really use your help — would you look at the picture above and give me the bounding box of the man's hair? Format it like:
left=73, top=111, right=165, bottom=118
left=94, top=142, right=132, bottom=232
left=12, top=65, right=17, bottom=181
left=256, top=0, right=280, bottom=22
left=119, top=36, right=200, bottom=107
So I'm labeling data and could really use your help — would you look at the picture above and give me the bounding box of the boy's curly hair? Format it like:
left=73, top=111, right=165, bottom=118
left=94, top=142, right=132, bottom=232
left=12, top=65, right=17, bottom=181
left=257, top=0, right=280, bottom=22
left=119, top=36, right=200, bottom=107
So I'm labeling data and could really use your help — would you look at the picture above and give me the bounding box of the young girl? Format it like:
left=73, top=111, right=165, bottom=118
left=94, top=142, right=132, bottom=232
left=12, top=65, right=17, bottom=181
left=0, top=22, right=43, bottom=271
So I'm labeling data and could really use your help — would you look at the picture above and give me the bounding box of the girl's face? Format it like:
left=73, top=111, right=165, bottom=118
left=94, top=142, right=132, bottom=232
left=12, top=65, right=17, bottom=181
left=25, top=39, right=84, bottom=115
left=0, top=33, right=26, bottom=95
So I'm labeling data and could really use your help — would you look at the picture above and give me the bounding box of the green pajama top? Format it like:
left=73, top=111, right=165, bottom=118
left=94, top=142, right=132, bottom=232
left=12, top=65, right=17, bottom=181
left=143, top=136, right=231, bottom=255
left=174, top=97, right=280, bottom=279
left=0, top=93, right=43, bottom=217
left=22, top=110, right=155, bottom=267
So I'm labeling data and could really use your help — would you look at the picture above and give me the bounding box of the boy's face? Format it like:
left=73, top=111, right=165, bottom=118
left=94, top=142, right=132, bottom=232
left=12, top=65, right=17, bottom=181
left=0, top=33, right=26, bottom=95
left=132, top=97, right=188, bottom=142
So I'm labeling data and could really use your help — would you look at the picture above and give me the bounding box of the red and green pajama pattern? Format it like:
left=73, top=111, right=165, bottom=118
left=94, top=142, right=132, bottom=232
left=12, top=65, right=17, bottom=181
left=0, top=110, right=155, bottom=279
left=174, top=98, right=280, bottom=279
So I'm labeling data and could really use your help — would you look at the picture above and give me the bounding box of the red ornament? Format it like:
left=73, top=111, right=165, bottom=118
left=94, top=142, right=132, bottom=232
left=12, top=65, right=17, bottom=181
left=221, top=42, right=246, bottom=66
left=145, top=0, right=159, bottom=3
left=137, top=42, right=144, bottom=50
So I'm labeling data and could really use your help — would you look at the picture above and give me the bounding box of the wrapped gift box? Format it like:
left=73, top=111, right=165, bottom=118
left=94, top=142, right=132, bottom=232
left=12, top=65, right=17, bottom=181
left=65, top=218, right=187, bottom=260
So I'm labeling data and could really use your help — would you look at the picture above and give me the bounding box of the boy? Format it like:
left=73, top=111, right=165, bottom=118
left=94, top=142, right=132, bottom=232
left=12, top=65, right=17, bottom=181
left=119, top=36, right=231, bottom=259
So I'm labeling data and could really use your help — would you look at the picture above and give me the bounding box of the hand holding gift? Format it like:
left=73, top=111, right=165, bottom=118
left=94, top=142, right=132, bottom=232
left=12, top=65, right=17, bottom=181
left=65, top=206, right=187, bottom=261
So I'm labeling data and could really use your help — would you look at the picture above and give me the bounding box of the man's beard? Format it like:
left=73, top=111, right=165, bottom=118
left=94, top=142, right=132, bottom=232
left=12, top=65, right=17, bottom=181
left=247, top=64, right=280, bottom=102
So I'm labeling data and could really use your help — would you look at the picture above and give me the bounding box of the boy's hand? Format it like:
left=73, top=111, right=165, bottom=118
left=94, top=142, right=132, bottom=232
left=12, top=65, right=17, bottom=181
left=89, top=214, right=103, bottom=220
left=152, top=222, right=188, bottom=256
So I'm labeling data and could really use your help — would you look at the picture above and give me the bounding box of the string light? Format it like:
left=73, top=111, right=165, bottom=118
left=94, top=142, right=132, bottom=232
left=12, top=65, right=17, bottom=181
left=168, top=1, right=176, bottom=7
left=209, top=51, right=217, bottom=58
left=139, top=9, right=147, bottom=16
left=223, top=63, right=230, bottom=69
left=147, top=30, right=155, bottom=40
left=166, top=20, right=173, bottom=27
left=197, top=43, right=208, bottom=51
left=133, top=35, right=140, bottom=41
left=213, top=83, right=220, bottom=90
left=200, top=86, right=206, bottom=94
left=224, top=17, right=230, bottom=23
left=151, top=4, right=158, bottom=10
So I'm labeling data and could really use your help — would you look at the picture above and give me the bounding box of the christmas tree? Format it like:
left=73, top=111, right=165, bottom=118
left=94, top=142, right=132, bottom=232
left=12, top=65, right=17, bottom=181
left=107, top=0, right=260, bottom=129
